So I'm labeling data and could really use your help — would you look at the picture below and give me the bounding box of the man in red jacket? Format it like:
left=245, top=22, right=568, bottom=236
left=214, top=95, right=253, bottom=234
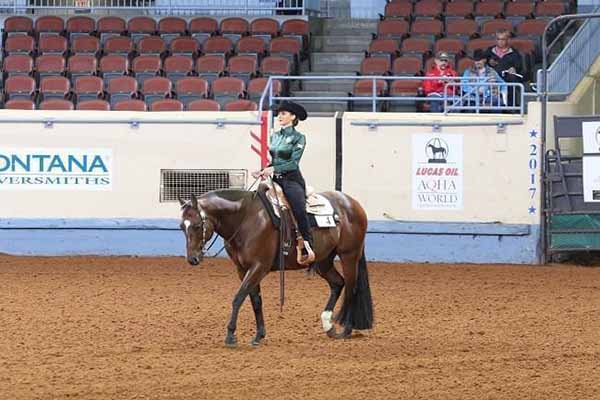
left=422, top=51, right=458, bottom=113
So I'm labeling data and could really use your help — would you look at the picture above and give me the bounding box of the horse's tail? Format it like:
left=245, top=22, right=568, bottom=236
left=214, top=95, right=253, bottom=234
left=336, top=250, right=374, bottom=330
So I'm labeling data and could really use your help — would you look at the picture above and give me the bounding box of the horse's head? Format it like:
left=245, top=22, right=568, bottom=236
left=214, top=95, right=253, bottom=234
left=179, top=196, right=215, bottom=266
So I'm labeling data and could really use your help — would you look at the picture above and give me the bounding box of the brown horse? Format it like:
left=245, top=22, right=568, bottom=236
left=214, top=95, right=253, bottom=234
left=179, top=187, right=373, bottom=347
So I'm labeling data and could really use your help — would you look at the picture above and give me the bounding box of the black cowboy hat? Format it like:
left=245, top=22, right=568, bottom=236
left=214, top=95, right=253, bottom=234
left=274, top=101, right=307, bottom=121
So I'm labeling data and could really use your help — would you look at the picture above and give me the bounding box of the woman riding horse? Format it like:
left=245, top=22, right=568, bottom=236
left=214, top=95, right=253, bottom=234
left=252, top=101, right=315, bottom=264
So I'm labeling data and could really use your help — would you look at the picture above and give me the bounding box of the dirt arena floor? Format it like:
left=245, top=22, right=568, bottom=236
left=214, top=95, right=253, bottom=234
left=1, top=255, right=600, bottom=400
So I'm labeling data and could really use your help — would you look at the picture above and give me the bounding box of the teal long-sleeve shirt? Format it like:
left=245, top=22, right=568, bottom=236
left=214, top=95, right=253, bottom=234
left=268, top=126, right=306, bottom=173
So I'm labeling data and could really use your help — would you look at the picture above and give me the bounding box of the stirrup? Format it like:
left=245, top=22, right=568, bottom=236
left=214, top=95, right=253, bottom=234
left=297, top=239, right=315, bottom=265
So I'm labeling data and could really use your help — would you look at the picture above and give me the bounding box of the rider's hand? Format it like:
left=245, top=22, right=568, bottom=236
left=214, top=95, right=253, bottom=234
left=262, top=167, right=274, bottom=178
left=251, top=170, right=262, bottom=179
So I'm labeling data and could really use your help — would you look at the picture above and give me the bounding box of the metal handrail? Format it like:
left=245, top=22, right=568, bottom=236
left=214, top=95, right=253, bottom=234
left=258, top=75, right=525, bottom=118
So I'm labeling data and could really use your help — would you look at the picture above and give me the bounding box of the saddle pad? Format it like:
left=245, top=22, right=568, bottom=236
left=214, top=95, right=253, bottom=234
left=306, top=193, right=335, bottom=216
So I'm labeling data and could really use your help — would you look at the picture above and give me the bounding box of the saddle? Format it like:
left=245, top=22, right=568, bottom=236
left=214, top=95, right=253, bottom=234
left=257, top=182, right=339, bottom=266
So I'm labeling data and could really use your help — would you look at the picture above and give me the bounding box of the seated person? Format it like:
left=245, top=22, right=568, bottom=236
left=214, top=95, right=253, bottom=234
left=461, top=50, right=506, bottom=111
left=484, top=29, right=525, bottom=107
left=422, top=51, right=458, bottom=113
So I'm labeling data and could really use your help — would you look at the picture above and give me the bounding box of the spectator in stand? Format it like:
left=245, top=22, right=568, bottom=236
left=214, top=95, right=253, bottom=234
left=422, top=51, right=458, bottom=113
left=484, top=29, right=525, bottom=108
left=461, top=49, right=506, bottom=112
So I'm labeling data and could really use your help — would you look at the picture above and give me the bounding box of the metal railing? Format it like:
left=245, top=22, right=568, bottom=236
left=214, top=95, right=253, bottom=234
left=258, top=75, right=525, bottom=116
left=539, top=9, right=600, bottom=95
left=0, top=0, right=320, bottom=15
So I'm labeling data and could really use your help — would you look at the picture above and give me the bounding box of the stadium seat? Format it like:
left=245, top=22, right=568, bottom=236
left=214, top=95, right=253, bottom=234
left=74, top=75, right=104, bottom=103
left=224, top=99, right=258, bottom=111
left=99, top=55, right=129, bottom=85
left=35, top=16, right=64, bottom=38
left=137, top=36, right=167, bottom=57
left=227, top=55, right=258, bottom=86
left=400, top=38, right=432, bottom=62
left=127, top=16, right=157, bottom=44
left=5, top=75, right=36, bottom=101
left=360, top=57, right=391, bottom=75
left=38, top=35, right=67, bottom=56
left=535, top=2, right=566, bottom=20
left=389, top=79, right=422, bottom=112
left=434, top=38, right=465, bottom=59
left=414, top=0, right=443, bottom=20
left=376, top=20, right=409, bottom=40
left=97, top=16, right=126, bottom=44
left=220, top=17, right=249, bottom=44
left=187, top=98, right=220, bottom=111
left=351, top=79, right=387, bottom=111
left=249, top=18, right=279, bottom=44
left=247, top=77, right=282, bottom=106
left=103, top=36, right=134, bottom=57
left=203, top=36, right=234, bottom=58
left=3, top=55, right=34, bottom=78
left=39, top=76, right=71, bottom=101
left=382, top=2, right=412, bottom=20
left=169, top=37, right=199, bottom=58
left=195, top=55, right=226, bottom=85
left=35, top=55, right=66, bottom=81
left=3, top=16, right=33, bottom=38
left=150, top=98, right=184, bottom=111
left=466, top=38, right=496, bottom=57
left=76, top=99, right=111, bottom=111
left=142, top=76, right=173, bottom=107
left=393, top=56, right=422, bottom=76
left=189, top=17, right=218, bottom=45
left=457, top=57, right=474, bottom=75
left=269, top=37, right=302, bottom=71
left=68, top=55, right=98, bottom=86
left=132, top=55, right=162, bottom=85
left=281, top=19, right=309, bottom=50
left=446, top=19, right=479, bottom=43
left=66, top=16, right=95, bottom=41
left=212, top=76, right=245, bottom=108
left=164, top=55, right=194, bottom=84
left=4, top=99, right=35, bottom=110
left=114, top=99, right=147, bottom=111
left=367, top=39, right=400, bottom=62
left=175, top=77, right=209, bottom=105
left=474, top=1, right=505, bottom=24
left=505, top=2, right=535, bottom=26
left=70, top=35, right=100, bottom=56
left=260, top=56, right=290, bottom=77
left=158, top=17, right=187, bottom=44
left=444, top=1, right=474, bottom=21
left=39, top=99, right=74, bottom=110
left=107, top=76, right=138, bottom=108
left=410, top=19, right=443, bottom=42
left=480, top=20, right=514, bottom=39
left=236, top=36, right=267, bottom=62
left=4, top=35, right=35, bottom=56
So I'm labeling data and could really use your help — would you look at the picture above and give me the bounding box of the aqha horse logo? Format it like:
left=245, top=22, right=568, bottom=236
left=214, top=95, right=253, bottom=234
left=425, top=138, right=449, bottom=163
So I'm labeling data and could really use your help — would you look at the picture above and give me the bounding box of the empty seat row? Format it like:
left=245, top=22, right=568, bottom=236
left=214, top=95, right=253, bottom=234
left=4, top=34, right=303, bottom=62
left=4, top=97, right=260, bottom=112
left=381, top=0, right=567, bottom=21
left=3, top=15, right=309, bottom=46
left=4, top=74, right=282, bottom=109
left=2, top=54, right=292, bottom=86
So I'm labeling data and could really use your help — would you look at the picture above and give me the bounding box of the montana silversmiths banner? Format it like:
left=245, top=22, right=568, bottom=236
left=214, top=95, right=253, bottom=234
left=582, top=121, right=600, bottom=202
left=412, top=134, right=463, bottom=210
left=0, top=148, right=113, bottom=190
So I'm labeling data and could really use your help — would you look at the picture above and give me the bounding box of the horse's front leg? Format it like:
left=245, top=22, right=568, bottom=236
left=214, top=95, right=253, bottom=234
left=225, top=263, right=269, bottom=348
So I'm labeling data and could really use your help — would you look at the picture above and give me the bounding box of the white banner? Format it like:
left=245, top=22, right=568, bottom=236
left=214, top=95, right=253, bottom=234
left=582, top=122, right=600, bottom=202
left=0, top=148, right=113, bottom=191
left=582, top=121, right=600, bottom=154
left=412, top=134, right=463, bottom=210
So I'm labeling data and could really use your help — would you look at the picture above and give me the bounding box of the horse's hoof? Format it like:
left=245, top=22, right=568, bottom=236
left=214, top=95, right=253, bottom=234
left=251, top=333, right=266, bottom=347
left=336, top=329, right=352, bottom=339
left=224, top=336, right=237, bottom=348
left=326, top=327, right=337, bottom=338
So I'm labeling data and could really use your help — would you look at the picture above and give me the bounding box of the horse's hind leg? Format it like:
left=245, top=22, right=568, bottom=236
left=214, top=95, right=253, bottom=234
left=335, top=250, right=360, bottom=339
left=316, top=252, right=344, bottom=338
left=249, top=284, right=266, bottom=347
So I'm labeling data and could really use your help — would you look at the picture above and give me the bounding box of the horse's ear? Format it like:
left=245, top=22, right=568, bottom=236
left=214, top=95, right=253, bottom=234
left=190, top=195, right=198, bottom=210
left=178, top=196, right=186, bottom=206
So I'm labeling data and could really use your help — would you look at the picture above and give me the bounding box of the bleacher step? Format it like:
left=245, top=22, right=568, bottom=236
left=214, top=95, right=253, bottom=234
left=311, top=35, right=372, bottom=53
left=300, top=72, right=357, bottom=92
left=322, top=18, right=378, bottom=36
left=310, top=52, right=365, bottom=72
left=289, top=92, right=350, bottom=113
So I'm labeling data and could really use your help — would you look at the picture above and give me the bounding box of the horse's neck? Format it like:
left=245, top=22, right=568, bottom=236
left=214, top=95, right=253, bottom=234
left=200, top=195, right=248, bottom=239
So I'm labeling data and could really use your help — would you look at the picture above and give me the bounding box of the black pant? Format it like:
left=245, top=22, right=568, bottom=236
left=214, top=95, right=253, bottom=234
left=274, top=170, right=312, bottom=243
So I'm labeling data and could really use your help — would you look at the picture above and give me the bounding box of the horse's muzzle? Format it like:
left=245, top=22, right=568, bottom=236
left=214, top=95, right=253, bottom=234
left=187, top=255, right=201, bottom=266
